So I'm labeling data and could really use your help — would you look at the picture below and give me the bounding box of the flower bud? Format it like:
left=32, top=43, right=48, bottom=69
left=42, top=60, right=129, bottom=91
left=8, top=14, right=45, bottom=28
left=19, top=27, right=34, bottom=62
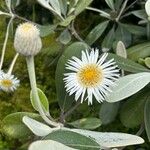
left=14, top=22, right=42, bottom=56
left=145, top=0, right=150, bottom=17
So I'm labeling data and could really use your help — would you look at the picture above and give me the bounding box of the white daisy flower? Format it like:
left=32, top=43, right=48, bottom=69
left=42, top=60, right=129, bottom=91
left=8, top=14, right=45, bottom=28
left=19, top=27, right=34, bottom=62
left=0, top=73, right=20, bottom=92
left=64, top=49, right=120, bottom=105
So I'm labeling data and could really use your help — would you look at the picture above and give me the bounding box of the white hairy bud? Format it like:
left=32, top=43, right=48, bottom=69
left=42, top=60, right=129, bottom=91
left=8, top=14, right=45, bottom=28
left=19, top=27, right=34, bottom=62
left=14, top=22, right=42, bottom=56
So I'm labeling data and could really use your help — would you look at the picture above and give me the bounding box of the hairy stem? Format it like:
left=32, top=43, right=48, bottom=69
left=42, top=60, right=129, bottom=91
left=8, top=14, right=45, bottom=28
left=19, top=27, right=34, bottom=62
left=26, top=56, right=62, bottom=127
left=0, top=17, right=14, bottom=70
left=60, top=100, right=81, bottom=123
left=7, top=53, right=19, bottom=75
left=116, top=0, right=128, bottom=22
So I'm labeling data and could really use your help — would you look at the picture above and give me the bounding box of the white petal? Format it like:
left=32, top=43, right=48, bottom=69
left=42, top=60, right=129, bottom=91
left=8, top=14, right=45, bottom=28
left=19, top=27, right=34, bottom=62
left=87, top=88, right=93, bottom=105
left=97, top=53, right=108, bottom=65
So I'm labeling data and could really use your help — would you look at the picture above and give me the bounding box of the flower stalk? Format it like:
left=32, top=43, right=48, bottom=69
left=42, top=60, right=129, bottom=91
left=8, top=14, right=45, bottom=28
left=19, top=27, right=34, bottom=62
left=0, top=16, right=14, bottom=70
left=26, top=56, right=62, bottom=127
left=7, top=53, right=19, bottom=75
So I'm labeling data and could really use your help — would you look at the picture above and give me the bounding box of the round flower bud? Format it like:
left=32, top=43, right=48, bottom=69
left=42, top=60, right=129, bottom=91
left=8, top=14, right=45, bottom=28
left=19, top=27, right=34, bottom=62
left=14, top=22, right=42, bottom=56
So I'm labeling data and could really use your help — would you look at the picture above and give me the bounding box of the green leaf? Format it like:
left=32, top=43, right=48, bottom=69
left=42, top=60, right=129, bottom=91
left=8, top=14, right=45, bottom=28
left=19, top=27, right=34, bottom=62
left=49, top=0, right=61, bottom=15
left=59, top=15, right=75, bottom=26
left=75, top=0, right=93, bottom=15
left=59, top=0, right=67, bottom=16
left=105, top=0, right=115, bottom=10
left=70, top=128, right=144, bottom=148
left=100, top=102, right=120, bottom=125
left=127, top=42, right=150, bottom=61
left=131, top=10, right=147, bottom=20
left=23, top=116, right=52, bottom=137
left=114, top=0, right=123, bottom=11
left=30, top=88, right=49, bottom=115
left=1, top=112, right=41, bottom=139
left=68, top=118, right=101, bottom=130
left=55, top=42, right=89, bottom=110
left=44, top=130, right=100, bottom=150
left=11, top=0, right=20, bottom=7
left=115, top=25, right=132, bottom=47
left=144, top=95, right=150, bottom=141
left=29, top=140, right=77, bottom=150
left=58, top=29, right=71, bottom=45
left=107, top=53, right=150, bottom=73
left=37, top=0, right=60, bottom=16
left=119, top=23, right=146, bottom=36
left=5, top=0, right=11, bottom=12
left=145, top=57, right=150, bottom=68
left=116, top=41, right=127, bottom=58
left=37, top=24, right=57, bottom=37
left=85, top=21, right=109, bottom=45
left=102, top=26, right=115, bottom=49
left=106, top=72, right=150, bottom=102
left=120, top=89, right=149, bottom=128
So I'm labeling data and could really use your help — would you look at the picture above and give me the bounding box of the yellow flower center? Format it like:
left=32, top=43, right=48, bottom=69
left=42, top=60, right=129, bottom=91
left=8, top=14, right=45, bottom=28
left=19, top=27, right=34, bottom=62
left=21, top=23, right=34, bottom=32
left=77, top=64, right=103, bottom=87
left=1, top=79, right=13, bottom=88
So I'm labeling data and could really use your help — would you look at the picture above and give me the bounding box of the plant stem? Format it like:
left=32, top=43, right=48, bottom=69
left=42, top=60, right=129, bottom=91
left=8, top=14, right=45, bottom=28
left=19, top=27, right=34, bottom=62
left=70, top=21, right=91, bottom=50
left=14, top=14, right=33, bottom=22
left=70, top=20, right=84, bottom=42
left=116, top=0, right=128, bottom=22
left=7, top=53, right=19, bottom=75
left=0, top=17, right=14, bottom=70
left=86, top=7, right=110, bottom=19
left=26, top=56, right=62, bottom=127
left=124, top=0, right=138, bottom=13
left=60, top=100, right=81, bottom=123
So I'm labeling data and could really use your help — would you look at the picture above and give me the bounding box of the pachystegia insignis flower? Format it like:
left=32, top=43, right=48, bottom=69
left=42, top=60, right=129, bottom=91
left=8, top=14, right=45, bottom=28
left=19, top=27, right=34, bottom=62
left=64, top=49, right=120, bottom=105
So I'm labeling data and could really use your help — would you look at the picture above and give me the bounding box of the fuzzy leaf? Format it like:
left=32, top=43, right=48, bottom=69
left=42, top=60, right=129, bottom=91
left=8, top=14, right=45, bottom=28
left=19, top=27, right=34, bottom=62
left=30, top=88, right=49, bottom=115
left=107, top=53, right=150, bottom=73
left=29, top=140, right=77, bottom=150
left=70, top=129, right=144, bottom=148
left=120, top=89, right=149, bottom=128
left=105, top=0, right=115, bottom=10
left=106, top=72, right=150, bottom=102
left=85, top=21, right=109, bottom=45
left=100, top=102, right=120, bottom=125
left=23, top=116, right=52, bottom=137
left=119, top=23, right=146, bottom=36
left=116, top=41, right=127, bottom=58
left=75, top=0, right=93, bottom=15
left=102, top=26, right=115, bottom=49
left=69, top=118, right=101, bottom=130
left=1, top=112, right=41, bottom=139
left=58, top=29, right=71, bottom=44
left=145, top=57, right=150, bottom=68
left=127, top=42, right=150, bottom=61
left=44, top=130, right=100, bottom=150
